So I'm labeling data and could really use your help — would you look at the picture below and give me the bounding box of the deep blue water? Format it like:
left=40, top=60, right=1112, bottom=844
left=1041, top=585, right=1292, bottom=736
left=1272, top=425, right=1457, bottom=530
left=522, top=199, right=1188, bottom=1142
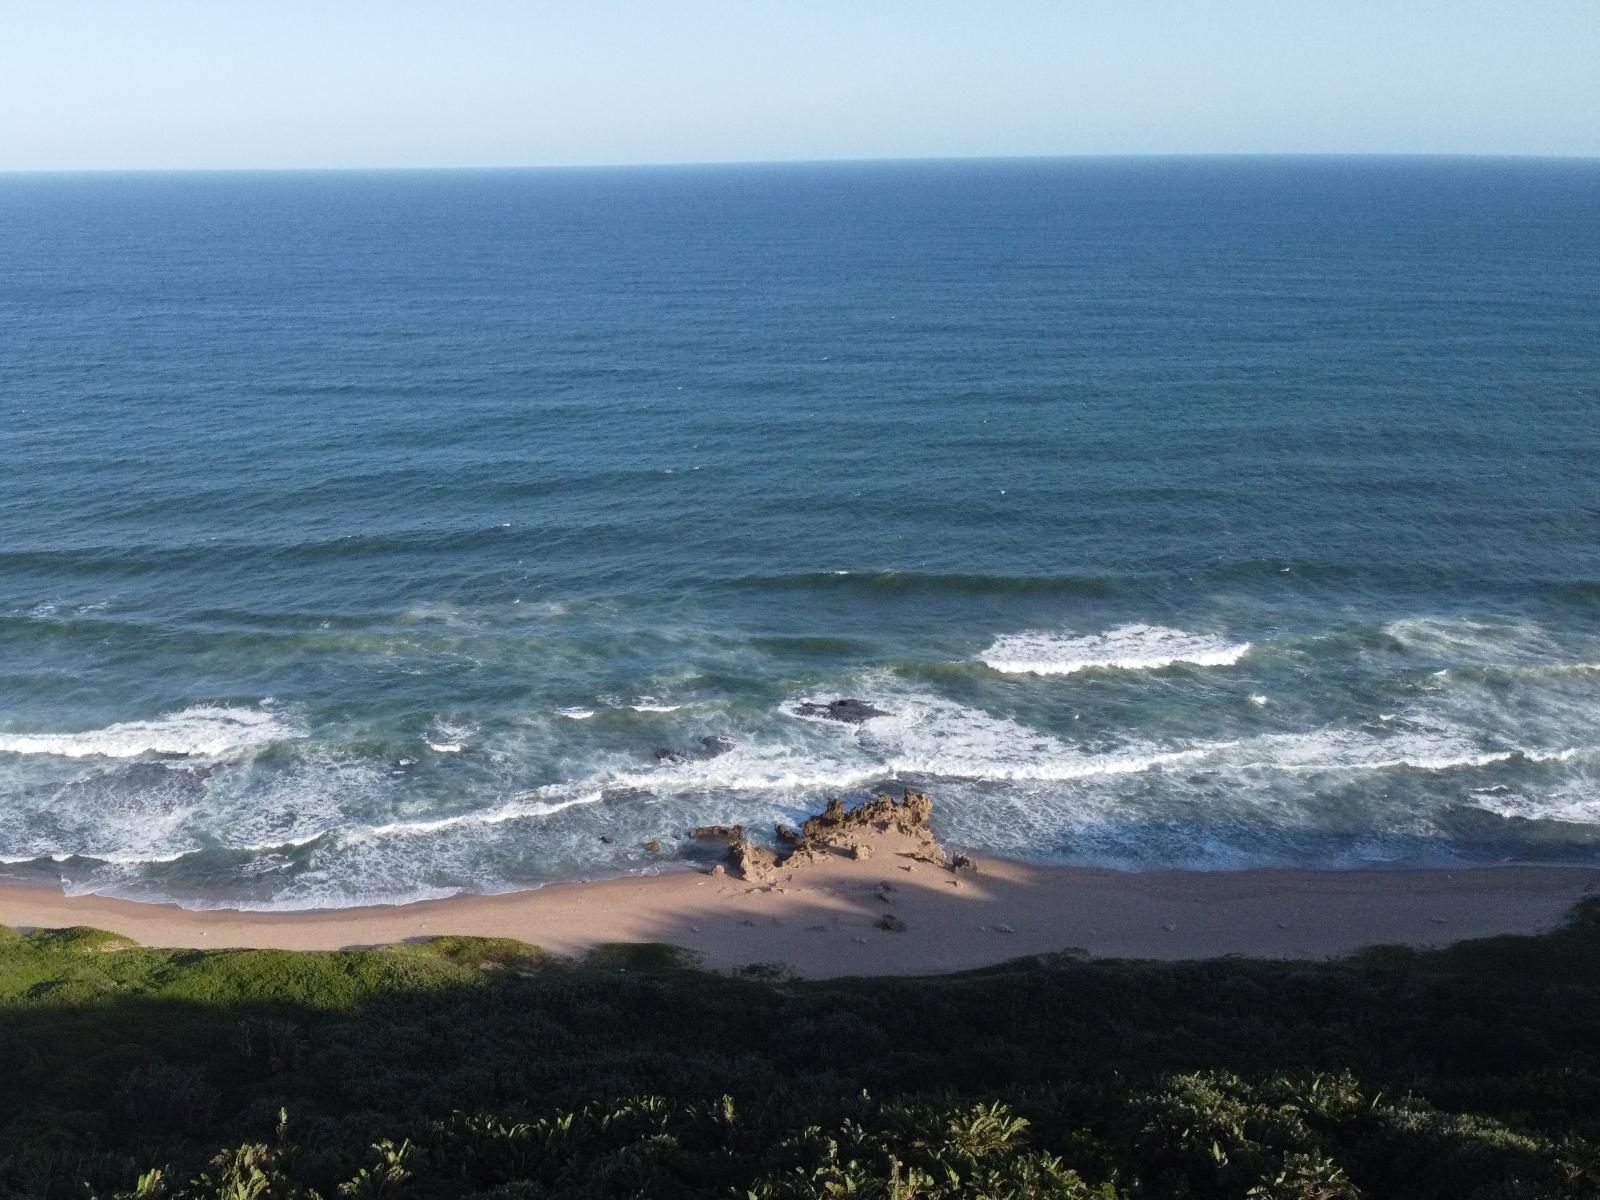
left=2, top=158, right=1599, bottom=908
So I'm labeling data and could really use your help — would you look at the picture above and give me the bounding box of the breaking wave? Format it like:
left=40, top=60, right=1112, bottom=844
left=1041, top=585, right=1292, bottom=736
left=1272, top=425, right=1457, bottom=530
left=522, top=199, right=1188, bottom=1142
left=979, top=624, right=1251, bottom=675
left=0, top=705, right=297, bottom=760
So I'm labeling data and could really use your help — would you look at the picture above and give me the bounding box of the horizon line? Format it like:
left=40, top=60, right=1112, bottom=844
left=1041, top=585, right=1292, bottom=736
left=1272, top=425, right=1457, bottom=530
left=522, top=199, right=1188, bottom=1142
left=3, top=150, right=1598, bottom=177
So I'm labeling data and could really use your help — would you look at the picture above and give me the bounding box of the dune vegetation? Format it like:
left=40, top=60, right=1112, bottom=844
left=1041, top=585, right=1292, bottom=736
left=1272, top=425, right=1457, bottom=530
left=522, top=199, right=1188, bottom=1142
left=4, top=903, right=1600, bottom=1198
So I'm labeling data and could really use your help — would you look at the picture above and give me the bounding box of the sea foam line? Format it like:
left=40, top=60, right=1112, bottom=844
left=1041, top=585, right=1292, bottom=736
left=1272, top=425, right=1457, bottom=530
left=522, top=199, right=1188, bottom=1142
left=353, top=790, right=604, bottom=840
left=0, top=705, right=297, bottom=760
left=979, top=624, right=1250, bottom=676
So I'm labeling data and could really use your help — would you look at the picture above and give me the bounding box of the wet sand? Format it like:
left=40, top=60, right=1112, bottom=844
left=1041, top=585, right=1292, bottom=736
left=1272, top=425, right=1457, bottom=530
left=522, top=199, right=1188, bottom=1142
left=3, top=828, right=1596, bottom=977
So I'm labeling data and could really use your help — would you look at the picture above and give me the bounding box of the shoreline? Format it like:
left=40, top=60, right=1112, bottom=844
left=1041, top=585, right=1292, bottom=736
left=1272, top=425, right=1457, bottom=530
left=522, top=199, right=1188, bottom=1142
left=3, top=834, right=1597, bottom=977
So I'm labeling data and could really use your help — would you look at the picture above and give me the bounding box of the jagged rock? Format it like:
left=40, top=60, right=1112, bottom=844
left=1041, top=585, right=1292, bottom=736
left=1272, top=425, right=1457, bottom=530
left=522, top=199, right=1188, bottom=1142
left=655, top=736, right=735, bottom=766
left=791, top=698, right=889, bottom=724
left=728, top=837, right=782, bottom=882
left=712, top=789, right=946, bottom=884
left=801, top=791, right=933, bottom=843
left=950, top=853, right=976, bottom=872
left=877, top=913, right=907, bottom=933
left=644, top=840, right=661, bottom=853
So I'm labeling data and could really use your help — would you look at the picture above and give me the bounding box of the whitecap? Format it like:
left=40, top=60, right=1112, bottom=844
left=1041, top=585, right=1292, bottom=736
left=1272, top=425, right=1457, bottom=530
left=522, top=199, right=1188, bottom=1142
left=425, top=716, right=475, bottom=753
left=0, top=705, right=297, bottom=760
left=356, top=789, right=604, bottom=839
left=979, top=624, right=1250, bottom=675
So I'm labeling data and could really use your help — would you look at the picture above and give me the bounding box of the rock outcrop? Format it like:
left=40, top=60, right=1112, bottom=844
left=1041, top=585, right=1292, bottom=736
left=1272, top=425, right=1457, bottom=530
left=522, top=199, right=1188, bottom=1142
left=800, top=791, right=934, bottom=841
left=689, top=824, right=745, bottom=844
left=791, top=698, right=889, bottom=724
left=655, top=736, right=735, bottom=765
left=721, top=789, right=943, bottom=882
left=728, top=839, right=782, bottom=880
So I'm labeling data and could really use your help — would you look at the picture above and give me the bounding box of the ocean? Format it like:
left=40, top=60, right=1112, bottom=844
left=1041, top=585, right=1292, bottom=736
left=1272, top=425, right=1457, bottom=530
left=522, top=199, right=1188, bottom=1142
left=2, top=157, right=1598, bottom=909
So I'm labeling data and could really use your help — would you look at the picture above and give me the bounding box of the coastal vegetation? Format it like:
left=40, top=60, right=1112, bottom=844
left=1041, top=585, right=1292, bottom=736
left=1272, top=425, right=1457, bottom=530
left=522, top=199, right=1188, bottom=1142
left=4, top=902, right=1600, bottom=1198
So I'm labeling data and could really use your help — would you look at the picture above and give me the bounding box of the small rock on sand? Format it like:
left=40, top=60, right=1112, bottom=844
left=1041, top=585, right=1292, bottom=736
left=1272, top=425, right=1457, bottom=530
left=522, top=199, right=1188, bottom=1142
left=877, top=913, right=907, bottom=933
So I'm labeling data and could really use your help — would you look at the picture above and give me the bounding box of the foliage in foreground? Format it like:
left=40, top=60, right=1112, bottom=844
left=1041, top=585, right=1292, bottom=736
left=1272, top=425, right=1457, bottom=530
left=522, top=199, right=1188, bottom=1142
left=3, top=903, right=1600, bottom=1198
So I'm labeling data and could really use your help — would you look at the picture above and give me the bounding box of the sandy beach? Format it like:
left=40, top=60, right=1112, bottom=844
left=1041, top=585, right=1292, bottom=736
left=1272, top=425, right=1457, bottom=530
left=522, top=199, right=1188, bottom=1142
left=3, top=810, right=1596, bottom=977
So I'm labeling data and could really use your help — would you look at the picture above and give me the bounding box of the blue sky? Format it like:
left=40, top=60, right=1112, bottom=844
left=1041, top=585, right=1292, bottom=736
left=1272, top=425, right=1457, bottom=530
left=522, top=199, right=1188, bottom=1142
left=2, top=1, right=1596, bottom=170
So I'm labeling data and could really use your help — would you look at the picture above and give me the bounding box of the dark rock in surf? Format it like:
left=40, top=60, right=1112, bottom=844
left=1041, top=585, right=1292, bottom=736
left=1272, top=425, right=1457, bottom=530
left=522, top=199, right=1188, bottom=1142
left=689, top=824, right=746, bottom=844
left=791, top=698, right=888, bottom=724
left=654, top=736, right=735, bottom=765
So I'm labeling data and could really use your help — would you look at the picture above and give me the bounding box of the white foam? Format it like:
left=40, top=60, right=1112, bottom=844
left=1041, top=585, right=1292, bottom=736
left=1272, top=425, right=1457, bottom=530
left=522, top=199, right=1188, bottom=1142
left=596, top=680, right=1217, bottom=796
left=979, top=624, right=1250, bottom=675
left=859, top=689, right=1211, bottom=782
left=1236, top=728, right=1515, bottom=774
left=1469, top=784, right=1600, bottom=825
left=358, top=790, right=603, bottom=839
left=426, top=717, right=475, bottom=753
left=556, top=707, right=595, bottom=720
left=0, top=705, right=297, bottom=760
left=209, top=751, right=382, bottom=851
left=1380, top=616, right=1600, bottom=674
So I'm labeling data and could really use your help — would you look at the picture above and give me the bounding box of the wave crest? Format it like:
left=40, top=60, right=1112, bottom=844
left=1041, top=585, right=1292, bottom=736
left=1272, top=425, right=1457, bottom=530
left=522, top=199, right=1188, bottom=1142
left=0, top=705, right=297, bottom=760
left=979, top=624, right=1250, bottom=675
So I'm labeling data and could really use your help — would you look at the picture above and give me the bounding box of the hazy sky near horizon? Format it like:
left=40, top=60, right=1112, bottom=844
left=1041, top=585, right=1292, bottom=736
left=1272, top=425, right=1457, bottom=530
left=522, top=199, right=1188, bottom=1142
left=3, top=1, right=1597, bottom=170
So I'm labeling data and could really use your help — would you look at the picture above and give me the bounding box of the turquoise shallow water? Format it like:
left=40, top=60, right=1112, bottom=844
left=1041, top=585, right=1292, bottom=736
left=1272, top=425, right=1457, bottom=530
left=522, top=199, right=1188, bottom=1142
left=2, top=158, right=1599, bottom=908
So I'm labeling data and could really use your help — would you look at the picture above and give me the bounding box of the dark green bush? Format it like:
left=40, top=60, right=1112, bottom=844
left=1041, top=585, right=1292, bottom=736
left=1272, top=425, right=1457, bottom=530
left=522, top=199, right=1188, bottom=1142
left=3, top=913, right=1600, bottom=1198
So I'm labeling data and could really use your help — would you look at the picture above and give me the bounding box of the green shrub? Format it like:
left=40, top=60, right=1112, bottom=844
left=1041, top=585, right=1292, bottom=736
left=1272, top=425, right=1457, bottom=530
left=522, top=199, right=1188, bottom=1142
left=3, top=908, right=1600, bottom=1198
